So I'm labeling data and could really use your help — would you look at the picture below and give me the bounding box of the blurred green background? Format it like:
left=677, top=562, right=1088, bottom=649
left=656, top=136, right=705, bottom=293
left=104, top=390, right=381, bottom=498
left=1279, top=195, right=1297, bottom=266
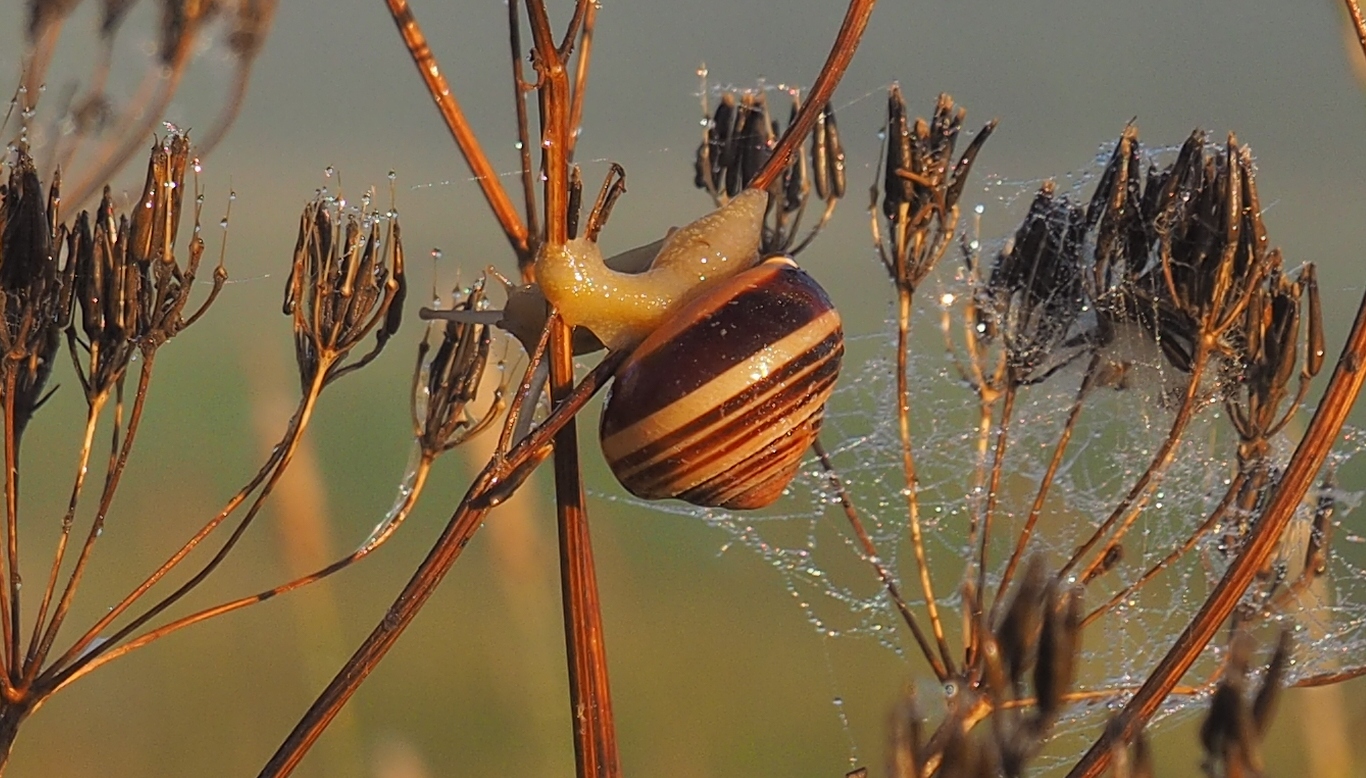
left=2, top=0, right=1366, bottom=775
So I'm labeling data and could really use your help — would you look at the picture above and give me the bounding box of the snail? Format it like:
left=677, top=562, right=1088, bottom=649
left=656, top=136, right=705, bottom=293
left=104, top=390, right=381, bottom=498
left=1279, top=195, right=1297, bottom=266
left=441, top=189, right=844, bottom=509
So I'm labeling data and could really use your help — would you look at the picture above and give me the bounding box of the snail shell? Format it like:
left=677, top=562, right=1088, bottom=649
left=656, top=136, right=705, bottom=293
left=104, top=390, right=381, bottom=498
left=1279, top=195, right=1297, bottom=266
left=599, top=257, right=843, bottom=509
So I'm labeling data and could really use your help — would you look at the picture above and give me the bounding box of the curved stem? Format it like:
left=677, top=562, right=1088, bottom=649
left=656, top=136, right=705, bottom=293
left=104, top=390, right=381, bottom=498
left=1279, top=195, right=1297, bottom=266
left=747, top=0, right=876, bottom=192
left=382, top=0, right=531, bottom=263
left=1061, top=341, right=1211, bottom=580
left=256, top=346, right=621, bottom=778
left=45, top=457, right=436, bottom=695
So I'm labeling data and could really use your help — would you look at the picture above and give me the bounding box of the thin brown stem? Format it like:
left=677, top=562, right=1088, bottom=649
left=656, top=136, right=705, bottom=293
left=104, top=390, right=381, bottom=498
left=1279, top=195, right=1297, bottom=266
left=1, top=371, right=18, bottom=681
left=26, top=356, right=157, bottom=677
left=991, top=355, right=1099, bottom=621
left=256, top=342, right=622, bottom=778
left=34, top=359, right=311, bottom=678
left=24, top=395, right=106, bottom=675
left=812, top=439, right=947, bottom=680
left=383, top=0, right=531, bottom=263
left=975, top=383, right=1017, bottom=625
left=506, top=0, right=540, bottom=271
left=46, top=458, right=436, bottom=694
left=748, top=0, right=876, bottom=192
left=895, top=288, right=956, bottom=678
left=1067, top=285, right=1366, bottom=778
left=1081, top=470, right=1247, bottom=629
left=1062, top=341, right=1211, bottom=580
left=566, top=1, right=597, bottom=161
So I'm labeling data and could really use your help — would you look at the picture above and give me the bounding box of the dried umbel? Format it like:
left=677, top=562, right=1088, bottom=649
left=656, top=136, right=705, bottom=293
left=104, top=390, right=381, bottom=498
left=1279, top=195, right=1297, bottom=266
left=972, top=179, right=1089, bottom=386
left=68, top=133, right=223, bottom=393
left=876, top=88, right=995, bottom=294
left=284, top=195, right=407, bottom=390
left=414, top=277, right=500, bottom=455
left=0, top=150, right=71, bottom=441
left=695, top=88, right=845, bottom=255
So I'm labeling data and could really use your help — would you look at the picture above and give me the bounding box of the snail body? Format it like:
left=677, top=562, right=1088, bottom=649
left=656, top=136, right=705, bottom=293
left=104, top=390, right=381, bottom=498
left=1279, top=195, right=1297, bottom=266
left=535, top=188, right=769, bottom=351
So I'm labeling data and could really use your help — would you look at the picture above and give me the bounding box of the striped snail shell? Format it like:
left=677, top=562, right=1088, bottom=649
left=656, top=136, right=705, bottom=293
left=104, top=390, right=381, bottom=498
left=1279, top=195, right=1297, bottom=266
left=534, top=189, right=844, bottom=509
left=600, top=257, right=843, bottom=509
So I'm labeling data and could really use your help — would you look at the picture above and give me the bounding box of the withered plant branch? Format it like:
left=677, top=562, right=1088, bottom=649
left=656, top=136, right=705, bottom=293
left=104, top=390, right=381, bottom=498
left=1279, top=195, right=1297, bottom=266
left=1082, top=470, right=1249, bottom=629
left=506, top=0, right=540, bottom=260
left=257, top=346, right=625, bottom=778
left=47, top=456, right=437, bottom=694
left=975, top=384, right=1017, bottom=628
left=812, top=439, right=948, bottom=680
left=383, top=0, right=531, bottom=264
left=38, top=367, right=326, bottom=682
left=746, top=0, right=876, bottom=193
left=1061, top=340, right=1211, bottom=581
left=524, top=2, right=621, bottom=771
left=2, top=374, right=20, bottom=677
left=1067, top=285, right=1366, bottom=778
left=895, top=285, right=957, bottom=678
left=26, top=356, right=157, bottom=679
left=24, top=396, right=105, bottom=674
left=567, top=1, right=597, bottom=161
left=992, top=355, right=1101, bottom=619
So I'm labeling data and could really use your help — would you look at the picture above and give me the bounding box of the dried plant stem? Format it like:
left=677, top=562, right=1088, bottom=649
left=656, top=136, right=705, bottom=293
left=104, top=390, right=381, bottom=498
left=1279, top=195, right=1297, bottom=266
left=45, top=457, right=435, bottom=695
left=383, top=0, right=531, bottom=263
left=2, top=373, right=22, bottom=675
left=506, top=0, right=540, bottom=263
left=566, top=1, right=597, bottom=161
left=1062, top=342, right=1211, bottom=580
left=1067, top=286, right=1366, bottom=778
left=896, top=289, right=956, bottom=678
left=24, top=397, right=106, bottom=673
left=257, top=347, right=624, bottom=778
left=525, top=1, right=622, bottom=771
left=1082, top=471, right=1248, bottom=628
left=975, top=384, right=1017, bottom=623
left=992, top=355, right=1100, bottom=619
left=25, top=356, right=160, bottom=679
left=36, top=364, right=327, bottom=681
left=747, top=0, right=876, bottom=192
left=812, top=439, right=948, bottom=680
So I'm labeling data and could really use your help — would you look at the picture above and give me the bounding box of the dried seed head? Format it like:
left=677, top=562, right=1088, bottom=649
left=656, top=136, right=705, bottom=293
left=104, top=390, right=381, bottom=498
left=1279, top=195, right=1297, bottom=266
left=693, top=87, right=843, bottom=255
left=980, top=180, right=1089, bottom=385
left=875, top=89, right=995, bottom=293
left=414, top=278, right=500, bottom=455
left=994, top=556, right=1048, bottom=690
left=284, top=189, right=407, bottom=390
left=67, top=133, right=225, bottom=397
left=0, top=149, right=69, bottom=439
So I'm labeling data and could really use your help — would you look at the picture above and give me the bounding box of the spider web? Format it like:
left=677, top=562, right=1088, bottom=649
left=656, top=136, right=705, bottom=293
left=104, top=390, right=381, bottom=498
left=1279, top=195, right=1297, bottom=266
left=597, top=142, right=1366, bottom=769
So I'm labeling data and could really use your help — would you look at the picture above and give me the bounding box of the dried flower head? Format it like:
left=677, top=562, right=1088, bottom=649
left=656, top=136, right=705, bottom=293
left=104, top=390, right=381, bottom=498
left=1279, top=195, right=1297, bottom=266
left=283, top=192, right=407, bottom=391
left=0, top=149, right=71, bottom=439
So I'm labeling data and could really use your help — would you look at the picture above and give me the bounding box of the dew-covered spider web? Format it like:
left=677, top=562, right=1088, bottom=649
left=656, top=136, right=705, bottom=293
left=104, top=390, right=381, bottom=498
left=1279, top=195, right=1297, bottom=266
left=596, top=138, right=1366, bottom=770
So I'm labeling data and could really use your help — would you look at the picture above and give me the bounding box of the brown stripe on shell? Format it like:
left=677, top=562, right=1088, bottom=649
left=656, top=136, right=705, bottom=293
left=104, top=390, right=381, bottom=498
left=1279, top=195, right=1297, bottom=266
left=601, top=259, right=840, bottom=437
left=606, top=329, right=841, bottom=478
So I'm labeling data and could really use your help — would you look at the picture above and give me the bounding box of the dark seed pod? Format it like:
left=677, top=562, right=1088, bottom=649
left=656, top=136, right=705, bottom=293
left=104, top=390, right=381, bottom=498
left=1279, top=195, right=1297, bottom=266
left=600, top=257, right=843, bottom=509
